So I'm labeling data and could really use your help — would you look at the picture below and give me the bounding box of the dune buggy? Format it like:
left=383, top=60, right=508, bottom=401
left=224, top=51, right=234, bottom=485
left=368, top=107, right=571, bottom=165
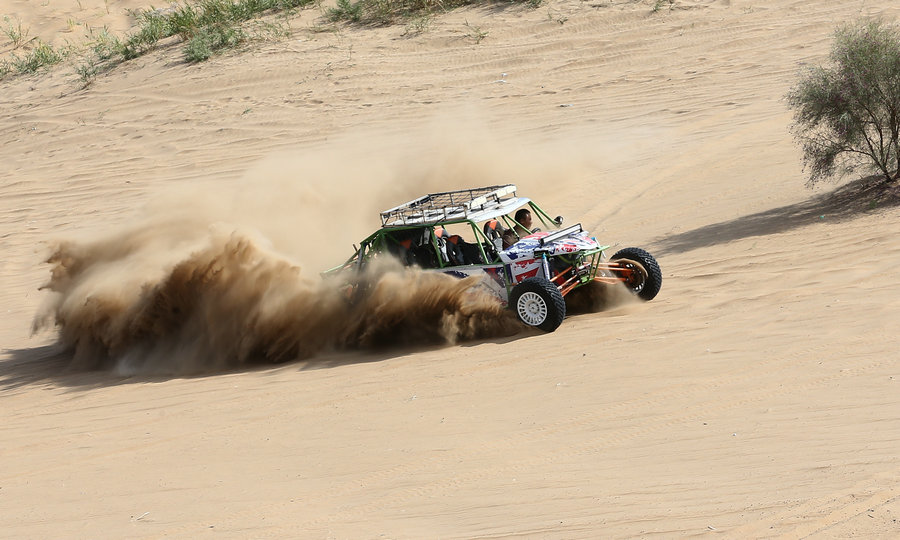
left=325, top=185, right=661, bottom=332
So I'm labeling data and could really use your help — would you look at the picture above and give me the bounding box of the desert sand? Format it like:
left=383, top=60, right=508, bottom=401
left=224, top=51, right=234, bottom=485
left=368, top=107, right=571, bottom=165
left=2, top=0, right=900, bottom=537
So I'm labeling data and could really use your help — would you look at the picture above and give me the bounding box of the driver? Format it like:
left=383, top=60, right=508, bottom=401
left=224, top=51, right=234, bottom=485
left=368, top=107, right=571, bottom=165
left=514, top=208, right=534, bottom=237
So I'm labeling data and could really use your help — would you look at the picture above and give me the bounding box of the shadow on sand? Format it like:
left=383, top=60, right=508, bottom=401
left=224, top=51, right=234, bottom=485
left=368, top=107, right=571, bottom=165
left=650, top=176, right=900, bottom=257
left=0, top=332, right=531, bottom=391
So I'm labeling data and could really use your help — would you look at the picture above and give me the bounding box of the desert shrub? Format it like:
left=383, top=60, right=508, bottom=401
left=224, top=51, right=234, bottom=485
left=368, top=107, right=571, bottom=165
left=787, top=17, right=900, bottom=185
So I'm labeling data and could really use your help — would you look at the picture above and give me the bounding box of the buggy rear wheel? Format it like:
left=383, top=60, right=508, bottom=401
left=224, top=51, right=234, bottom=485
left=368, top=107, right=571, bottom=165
left=611, top=247, right=662, bottom=301
left=510, top=277, right=566, bottom=332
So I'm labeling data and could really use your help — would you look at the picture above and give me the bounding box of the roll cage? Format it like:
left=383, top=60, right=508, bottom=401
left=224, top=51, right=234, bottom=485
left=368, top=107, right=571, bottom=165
left=327, top=185, right=567, bottom=274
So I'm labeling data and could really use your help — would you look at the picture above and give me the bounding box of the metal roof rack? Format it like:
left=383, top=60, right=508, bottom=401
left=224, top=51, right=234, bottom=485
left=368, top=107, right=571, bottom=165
left=380, top=184, right=520, bottom=227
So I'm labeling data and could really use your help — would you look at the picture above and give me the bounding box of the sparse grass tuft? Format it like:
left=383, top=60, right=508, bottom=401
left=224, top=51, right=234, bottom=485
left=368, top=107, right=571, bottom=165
left=167, top=5, right=201, bottom=38
left=121, top=9, right=174, bottom=59
left=463, top=19, right=488, bottom=43
left=249, top=18, right=293, bottom=40
left=89, top=26, right=123, bottom=60
left=2, top=0, right=529, bottom=84
left=651, top=0, right=675, bottom=13
left=328, top=0, right=364, bottom=23
left=3, top=16, right=30, bottom=48
left=327, top=0, right=533, bottom=25
left=184, top=23, right=246, bottom=61
left=9, top=40, right=65, bottom=73
left=55, top=0, right=313, bottom=82
left=126, top=0, right=313, bottom=58
left=74, top=57, right=99, bottom=87
left=547, top=10, right=567, bottom=25
left=402, top=13, right=432, bottom=36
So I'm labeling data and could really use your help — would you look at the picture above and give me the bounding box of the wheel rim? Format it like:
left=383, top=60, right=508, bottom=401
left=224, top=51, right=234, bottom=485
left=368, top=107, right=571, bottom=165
left=617, top=260, right=646, bottom=294
left=517, top=291, right=548, bottom=326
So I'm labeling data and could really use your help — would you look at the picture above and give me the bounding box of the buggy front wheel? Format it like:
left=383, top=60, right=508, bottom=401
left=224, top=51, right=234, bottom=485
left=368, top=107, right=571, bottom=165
left=510, top=277, right=566, bottom=332
left=611, top=247, right=662, bottom=301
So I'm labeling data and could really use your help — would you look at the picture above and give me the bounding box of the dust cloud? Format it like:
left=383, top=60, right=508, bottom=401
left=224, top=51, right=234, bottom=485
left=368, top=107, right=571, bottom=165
left=186, top=113, right=615, bottom=272
left=33, top=224, right=521, bottom=375
left=564, top=280, right=639, bottom=316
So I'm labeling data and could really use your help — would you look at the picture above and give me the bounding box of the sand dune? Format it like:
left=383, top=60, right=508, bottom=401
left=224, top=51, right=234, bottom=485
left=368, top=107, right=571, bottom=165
left=2, top=0, right=900, bottom=537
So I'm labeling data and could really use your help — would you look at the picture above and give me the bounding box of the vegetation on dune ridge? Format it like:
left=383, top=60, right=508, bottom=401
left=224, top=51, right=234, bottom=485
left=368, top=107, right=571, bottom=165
left=788, top=17, right=900, bottom=186
left=1, top=0, right=313, bottom=84
left=1, top=0, right=539, bottom=85
left=120, top=0, right=313, bottom=61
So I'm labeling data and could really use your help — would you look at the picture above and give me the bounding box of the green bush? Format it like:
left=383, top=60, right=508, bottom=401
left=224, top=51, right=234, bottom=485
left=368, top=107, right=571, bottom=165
left=787, top=17, right=900, bottom=185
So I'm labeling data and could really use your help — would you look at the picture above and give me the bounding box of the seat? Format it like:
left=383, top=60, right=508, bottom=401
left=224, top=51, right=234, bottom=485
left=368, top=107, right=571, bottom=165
left=387, top=228, right=433, bottom=267
left=483, top=219, right=506, bottom=253
left=445, top=234, right=468, bottom=265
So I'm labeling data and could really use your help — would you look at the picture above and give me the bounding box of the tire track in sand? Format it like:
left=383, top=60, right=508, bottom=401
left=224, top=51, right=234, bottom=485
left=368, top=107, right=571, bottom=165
left=143, top=336, right=893, bottom=537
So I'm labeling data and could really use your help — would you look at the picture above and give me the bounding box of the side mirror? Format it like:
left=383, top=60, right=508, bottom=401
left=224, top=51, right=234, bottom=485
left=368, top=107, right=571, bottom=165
left=554, top=216, right=564, bottom=226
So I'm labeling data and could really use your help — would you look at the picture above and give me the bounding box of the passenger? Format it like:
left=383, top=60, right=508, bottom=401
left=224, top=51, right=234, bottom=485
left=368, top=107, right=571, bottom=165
left=501, top=228, right=517, bottom=250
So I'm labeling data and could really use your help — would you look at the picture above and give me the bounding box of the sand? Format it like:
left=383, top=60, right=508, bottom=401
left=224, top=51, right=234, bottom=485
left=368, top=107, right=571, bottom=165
left=2, top=0, right=900, bottom=537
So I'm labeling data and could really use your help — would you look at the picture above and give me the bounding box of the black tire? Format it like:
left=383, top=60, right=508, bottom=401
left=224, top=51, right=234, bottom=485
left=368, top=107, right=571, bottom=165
left=611, top=247, right=662, bottom=301
left=509, top=277, right=566, bottom=332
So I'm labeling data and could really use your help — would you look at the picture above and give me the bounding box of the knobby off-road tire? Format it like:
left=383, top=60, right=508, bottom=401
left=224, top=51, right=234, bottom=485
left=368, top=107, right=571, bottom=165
left=510, top=277, right=566, bottom=332
left=611, top=247, right=662, bottom=301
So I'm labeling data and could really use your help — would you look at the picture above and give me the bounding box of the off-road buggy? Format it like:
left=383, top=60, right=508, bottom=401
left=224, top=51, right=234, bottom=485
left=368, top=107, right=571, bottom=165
left=325, top=185, right=661, bottom=332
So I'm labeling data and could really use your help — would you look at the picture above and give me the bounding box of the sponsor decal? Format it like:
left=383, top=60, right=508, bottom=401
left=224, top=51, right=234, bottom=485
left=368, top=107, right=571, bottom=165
left=514, top=268, right=540, bottom=281
left=499, top=230, right=599, bottom=263
left=440, top=266, right=509, bottom=301
left=509, top=258, right=542, bottom=283
left=482, top=266, right=506, bottom=289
